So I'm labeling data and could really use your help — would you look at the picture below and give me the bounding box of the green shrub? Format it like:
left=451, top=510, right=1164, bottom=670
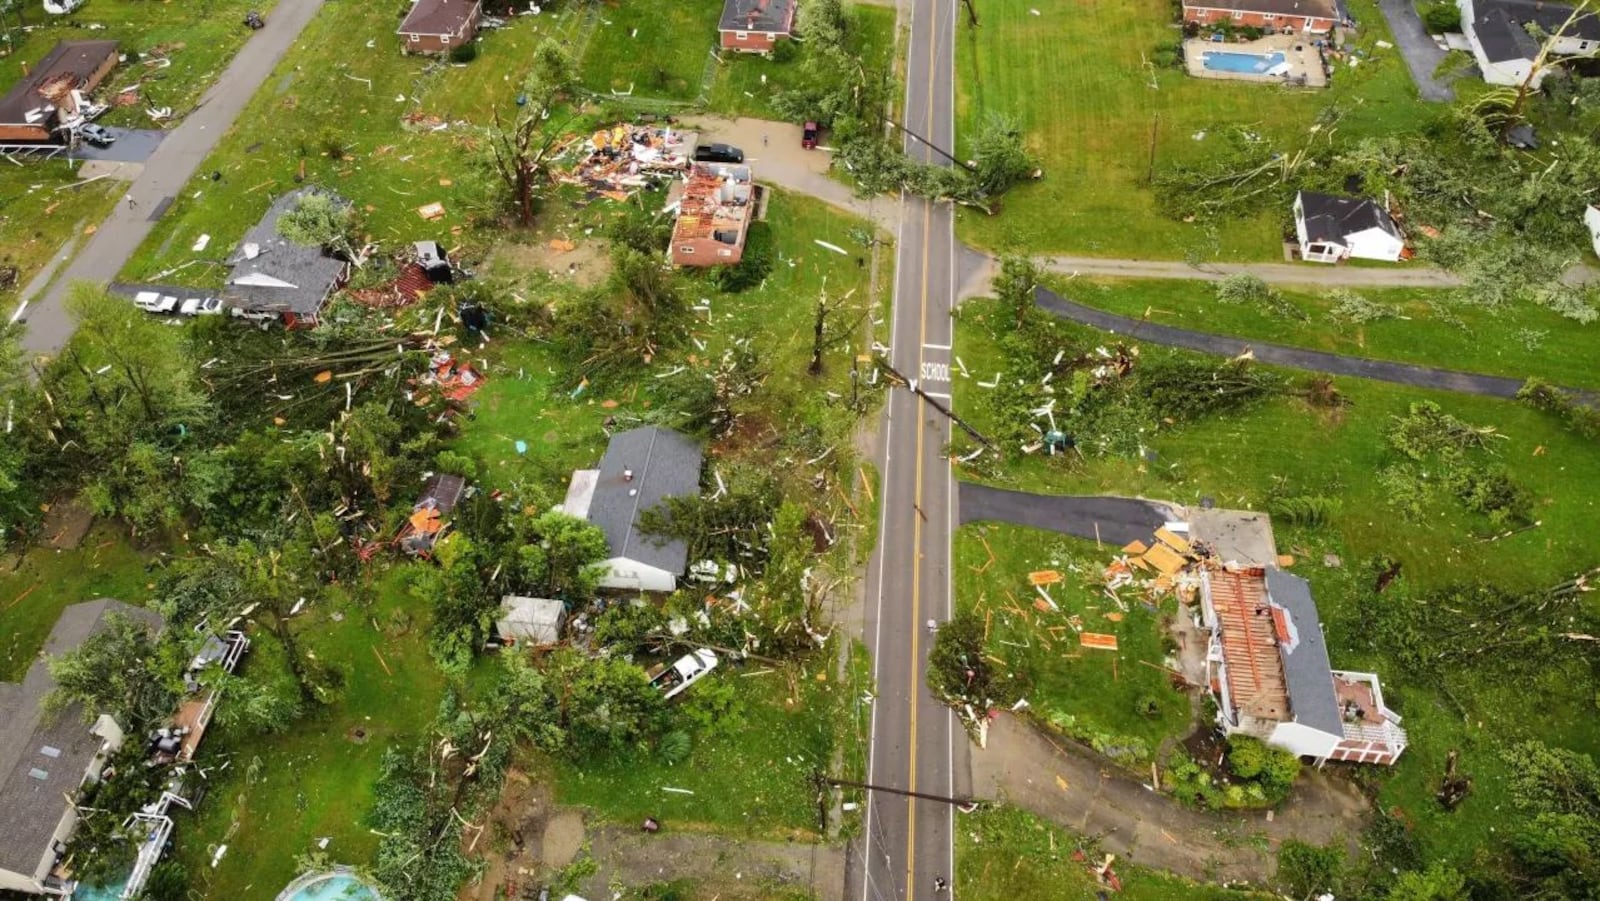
left=771, top=38, right=799, bottom=63
left=1421, top=1, right=1461, bottom=32
left=450, top=42, right=479, bottom=64
left=1269, top=493, right=1340, bottom=527
left=657, top=730, right=692, bottom=765
left=710, top=221, right=774, bottom=292
left=1227, top=735, right=1268, bottom=779
left=434, top=449, right=478, bottom=480
left=1326, top=289, right=1397, bottom=325
left=1277, top=840, right=1344, bottom=897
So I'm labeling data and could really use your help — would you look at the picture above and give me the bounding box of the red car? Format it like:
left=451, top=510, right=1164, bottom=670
left=801, top=121, right=819, bottom=150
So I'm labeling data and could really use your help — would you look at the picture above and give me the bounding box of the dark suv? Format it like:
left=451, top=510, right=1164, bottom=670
left=693, top=142, right=744, bottom=164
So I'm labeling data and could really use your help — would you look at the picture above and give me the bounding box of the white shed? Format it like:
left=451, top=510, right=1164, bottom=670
left=495, top=596, right=566, bottom=647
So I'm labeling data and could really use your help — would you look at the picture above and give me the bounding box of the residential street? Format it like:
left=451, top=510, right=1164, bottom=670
left=856, top=0, right=965, bottom=898
left=16, top=0, right=327, bottom=359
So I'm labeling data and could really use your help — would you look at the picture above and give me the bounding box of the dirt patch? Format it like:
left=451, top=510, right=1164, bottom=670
left=346, top=726, right=370, bottom=744
left=540, top=810, right=585, bottom=868
left=40, top=498, right=94, bottom=550
left=486, top=239, right=612, bottom=289
left=578, top=827, right=845, bottom=901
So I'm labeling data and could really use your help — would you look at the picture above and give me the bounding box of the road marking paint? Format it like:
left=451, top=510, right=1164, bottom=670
left=922, top=342, right=950, bottom=351
left=922, top=391, right=951, bottom=400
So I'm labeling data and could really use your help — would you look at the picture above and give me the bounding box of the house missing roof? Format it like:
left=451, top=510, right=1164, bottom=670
left=562, top=426, right=704, bottom=593
left=0, top=40, right=119, bottom=145
left=669, top=164, right=756, bottom=267
left=0, top=600, right=164, bottom=896
left=1199, top=567, right=1406, bottom=765
left=718, top=0, right=798, bottom=53
left=222, top=189, right=352, bottom=328
left=397, top=473, right=468, bottom=558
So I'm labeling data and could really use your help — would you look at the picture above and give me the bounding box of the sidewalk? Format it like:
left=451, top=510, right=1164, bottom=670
left=18, top=0, right=327, bottom=359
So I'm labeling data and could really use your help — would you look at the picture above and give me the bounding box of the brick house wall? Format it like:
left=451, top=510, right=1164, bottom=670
left=720, top=29, right=779, bottom=52
left=671, top=236, right=745, bottom=267
left=1183, top=5, right=1336, bottom=31
left=400, top=1, right=481, bottom=54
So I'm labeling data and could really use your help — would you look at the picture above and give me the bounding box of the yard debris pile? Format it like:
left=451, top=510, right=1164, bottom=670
left=1101, top=524, right=1206, bottom=606
left=412, top=350, right=485, bottom=407
left=349, top=261, right=436, bottom=308
left=554, top=122, right=694, bottom=195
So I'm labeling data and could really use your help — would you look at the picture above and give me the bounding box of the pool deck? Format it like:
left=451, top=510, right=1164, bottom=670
left=1185, top=34, right=1328, bottom=87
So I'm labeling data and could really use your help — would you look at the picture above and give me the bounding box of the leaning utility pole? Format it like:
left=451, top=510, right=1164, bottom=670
left=824, top=775, right=982, bottom=810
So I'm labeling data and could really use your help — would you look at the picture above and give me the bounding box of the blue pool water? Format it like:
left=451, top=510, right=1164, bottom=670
left=281, top=874, right=382, bottom=901
left=1202, top=50, right=1287, bottom=74
left=72, top=877, right=128, bottom=901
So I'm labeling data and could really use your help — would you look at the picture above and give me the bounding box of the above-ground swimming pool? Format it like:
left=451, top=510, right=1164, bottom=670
left=276, top=870, right=385, bottom=901
left=1202, top=50, right=1289, bottom=74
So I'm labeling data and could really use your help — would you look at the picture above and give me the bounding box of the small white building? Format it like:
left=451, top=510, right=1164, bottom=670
left=561, top=426, right=704, bottom=593
left=1459, top=0, right=1600, bottom=87
left=1293, top=190, right=1405, bottom=263
left=494, top=596, right=566, bottom=648
left=1585, top=205, right=1600, bottom=258
left=1199, top=567, right=1407, bottom=765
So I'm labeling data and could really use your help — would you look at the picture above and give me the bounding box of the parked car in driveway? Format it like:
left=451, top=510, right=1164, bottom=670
left=179, top=297, right=224, bottom=316
left=693, top=142, right=743, bottom=164
left=133, top=292, right=179, bottom=315
left=801, top=121, right=819, bottom=149
left=78, top=123, right=116, bottom=147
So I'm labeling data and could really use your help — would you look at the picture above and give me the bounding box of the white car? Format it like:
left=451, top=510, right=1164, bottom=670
left=180, top=297, right=224, bottom=316
left=649, top=649, right=719, bottom=700
left=134, top=293, right=180, bottom=315
left=229, top=307, right=276, bottom=323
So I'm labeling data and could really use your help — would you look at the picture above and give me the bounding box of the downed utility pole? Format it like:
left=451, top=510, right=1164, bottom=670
left=877, top=359, right=995, bottom=451
left=823, top=775, right=981, bottom=811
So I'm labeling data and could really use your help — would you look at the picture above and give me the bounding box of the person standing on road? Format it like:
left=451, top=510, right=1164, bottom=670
left=125, top=194, right=136, bottom=211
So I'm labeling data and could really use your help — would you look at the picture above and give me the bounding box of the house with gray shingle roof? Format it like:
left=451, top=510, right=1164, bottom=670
left=0, top=600, right=163, bottom=896
left=222, top=188, right=351, bottom=328
left=561, top=426, right=704, bottom=593
left=1460, top=0, right=1600, bottom=86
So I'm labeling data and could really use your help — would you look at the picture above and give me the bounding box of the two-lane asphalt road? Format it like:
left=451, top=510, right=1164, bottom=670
left=859, top=0, right=963, bottom=897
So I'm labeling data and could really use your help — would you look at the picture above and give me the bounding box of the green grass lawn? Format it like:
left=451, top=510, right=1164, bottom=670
left=554, top=650, right=841, bottom=838
left=954, top=0, right=1431, bottom=260
left=0, top=525, right=157, bottom=680
left=0, top=0, right=275, bottom=128
left=173, top=563, right=447, bottom=899
left=953, top=523, right=1190, bottom=764
left=579, top=0, right=722, bottom=102
left=1047, top=276, right=1600, bottom=389
left=120, top=2, right=589, bottom=285
left=951, top=296, right=1600, bottom=863
left=958, top=805, right=1268, bottom=900
left=0, top=169, right=120, bottom=317
left=704, top=3, right=899, bottom=121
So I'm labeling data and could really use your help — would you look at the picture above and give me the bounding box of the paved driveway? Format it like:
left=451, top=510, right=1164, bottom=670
left=1375, top=0, right=1455, bottom=102
left=75, top=127, right=165, bottom=163
left=958, top=483, right=1176, bottom=545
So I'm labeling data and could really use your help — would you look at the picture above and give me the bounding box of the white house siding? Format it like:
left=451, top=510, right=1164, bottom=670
left=598, top=557, right=678, bottom=593
left=1268, top=721, right=1342, bottom=760
left=1343, top=226, right=1405, bottom=262
left=1585, top=206, right=1600, bottom=258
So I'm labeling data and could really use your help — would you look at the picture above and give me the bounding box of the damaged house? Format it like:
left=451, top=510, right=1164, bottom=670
left=222, top=189, right=352, bottom=328
left=1292, top=190, right=1405, bottom=263
left=396, top=473, right=468, bottom=557
left=669, top=163, right=756, bottom=267
left=0, top=40, right=119, bottom=145
left=1200, top=567, right=1407, bottom=765
left=1459, top=0, right=1600, bottom=87
left=397, top=0, right=484, bottom=54
left=718, top=0, right=797, bottom=53
left=562, top=426, right=704, bottom=593
left=0, top=600, right=163, bottom=896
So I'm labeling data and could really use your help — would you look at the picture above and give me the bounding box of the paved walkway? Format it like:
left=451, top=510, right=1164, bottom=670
left=972, top=714, right=1369, bottom=883
left=1375, top=0, right=1455, bottom=102
left=17, top=0, right=327, bottom=358
left=1033, top=253, right=1465, bottom=288
left=1034, top=285, right=1538, bottom=398
left=958, top=484, right=1176, bottom=545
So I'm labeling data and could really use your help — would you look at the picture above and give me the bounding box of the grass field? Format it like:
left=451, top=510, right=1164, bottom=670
left=173, top=563, right=448, bottom=899
left=953, top=523, right=1190, bottom=764
left=0, top=169, right=120, bottom=318
left=579, top=0, right=721, bottom=102
left=951, top=296, right=1600, bottom=862
left=957, top=805, right=1267, bottom=899
left=954, top=0, right=1432, bottom=260
left=705, top=4, right=900, bottom=121
left=1047, top=276, right=1600, bottom=389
